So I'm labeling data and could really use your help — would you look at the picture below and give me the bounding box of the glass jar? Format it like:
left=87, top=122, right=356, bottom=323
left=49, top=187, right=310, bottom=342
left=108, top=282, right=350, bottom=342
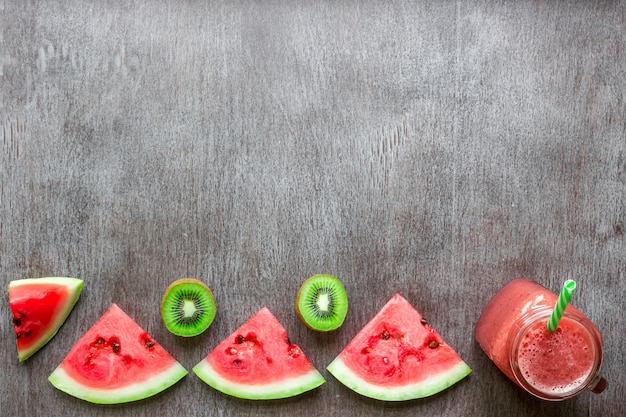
left=476, top=278, right=607, bottom=400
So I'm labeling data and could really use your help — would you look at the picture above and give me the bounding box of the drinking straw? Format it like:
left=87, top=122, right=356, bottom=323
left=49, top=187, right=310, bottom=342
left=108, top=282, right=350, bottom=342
left=547, top=279, right=577, bottom=332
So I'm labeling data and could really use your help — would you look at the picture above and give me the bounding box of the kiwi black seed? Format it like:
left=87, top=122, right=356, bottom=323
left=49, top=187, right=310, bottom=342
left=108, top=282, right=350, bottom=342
left=160, top=278, right=216, bottom=337
left=295, top=274, right=348, bottom=332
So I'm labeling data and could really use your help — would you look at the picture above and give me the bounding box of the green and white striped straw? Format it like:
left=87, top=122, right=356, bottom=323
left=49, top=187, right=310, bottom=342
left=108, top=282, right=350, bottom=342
left=547, top=279, right=577, bottom=332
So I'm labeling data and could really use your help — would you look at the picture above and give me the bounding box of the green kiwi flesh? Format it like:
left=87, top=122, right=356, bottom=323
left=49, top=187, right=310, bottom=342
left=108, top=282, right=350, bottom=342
left=296, top=274, right=348, bottom=332
left=161, top=278, right=216, bottom=337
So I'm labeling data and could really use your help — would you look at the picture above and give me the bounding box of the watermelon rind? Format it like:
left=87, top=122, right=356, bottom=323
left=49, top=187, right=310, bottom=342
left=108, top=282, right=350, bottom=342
left=193, top=360, right=325, bottom=400
left=48, top=362, right=188, bottom=404
left=9, top=277, right=84, bottom=362
left=327, top=355, right=471, bottom=401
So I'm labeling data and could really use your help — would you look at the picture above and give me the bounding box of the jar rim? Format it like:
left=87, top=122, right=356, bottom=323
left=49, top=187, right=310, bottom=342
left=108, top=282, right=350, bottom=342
left=507, top=305, right=603, bottom=401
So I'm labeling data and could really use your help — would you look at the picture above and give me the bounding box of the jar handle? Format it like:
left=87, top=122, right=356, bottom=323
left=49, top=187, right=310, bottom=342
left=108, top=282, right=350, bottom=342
left=589, top=375, right=608, bottom=394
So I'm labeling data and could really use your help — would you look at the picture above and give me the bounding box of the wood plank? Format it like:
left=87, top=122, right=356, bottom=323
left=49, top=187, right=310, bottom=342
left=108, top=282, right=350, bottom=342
left=1, top=1, right=624, bottom=416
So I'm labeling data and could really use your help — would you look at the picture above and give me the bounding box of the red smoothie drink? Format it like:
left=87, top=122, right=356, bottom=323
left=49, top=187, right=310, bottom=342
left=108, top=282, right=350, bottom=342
left=475, top=278, right=606, bottom=400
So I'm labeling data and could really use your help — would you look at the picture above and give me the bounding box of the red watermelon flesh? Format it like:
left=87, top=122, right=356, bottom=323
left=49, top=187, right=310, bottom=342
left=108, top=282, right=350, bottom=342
left=193, top=307, right=325, bottom=399
left=48, top=303, right=187, bottom=404
left=9, top=277, right=84, bottom=362
left=327, top=294, right=471, bottom=401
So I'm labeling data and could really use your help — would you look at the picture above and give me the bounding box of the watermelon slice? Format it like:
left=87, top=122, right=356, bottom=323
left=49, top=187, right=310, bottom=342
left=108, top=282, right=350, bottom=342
left=193, top=307, right=325, bottom=399
left=327, top=294, right=471, bottom=401
left=8, top=277, right=84, bottom=362
left=48, top=303, right=187, bottom=404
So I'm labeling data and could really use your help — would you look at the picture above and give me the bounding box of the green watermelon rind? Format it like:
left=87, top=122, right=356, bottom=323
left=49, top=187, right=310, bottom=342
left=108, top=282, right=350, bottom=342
left=327, top=355, right=471, bottom=401
left=9, top=277, right=84, bottom=362
left=193, top=359, right=325, bottom=400
left=48, top=362, right=188, bottom=404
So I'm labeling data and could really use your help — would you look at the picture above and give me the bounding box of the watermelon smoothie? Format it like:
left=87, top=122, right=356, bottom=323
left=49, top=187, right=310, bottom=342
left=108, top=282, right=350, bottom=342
left=475, top=278, right=606, bottom=400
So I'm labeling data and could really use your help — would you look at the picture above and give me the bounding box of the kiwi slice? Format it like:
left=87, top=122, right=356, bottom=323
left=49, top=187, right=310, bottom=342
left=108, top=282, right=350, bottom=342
left=160, top=278, right=216, bottom=337
left=295, top=274, right=348, bottom=332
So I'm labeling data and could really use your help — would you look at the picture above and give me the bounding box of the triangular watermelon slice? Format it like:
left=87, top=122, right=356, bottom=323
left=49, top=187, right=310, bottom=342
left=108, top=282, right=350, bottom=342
left=327, top=294, right=471, bottom=401
left=9, top=277, right=84, bottom=362
left=193, top=307, right=325, bottom=399
left=48, top=303, right=187, bottom=404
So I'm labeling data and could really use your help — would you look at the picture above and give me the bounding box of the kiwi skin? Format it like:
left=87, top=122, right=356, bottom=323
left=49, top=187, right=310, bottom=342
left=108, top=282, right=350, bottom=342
left=160, top=278, right=216, bottom=337
left=295, top=274, right=348, bottom=332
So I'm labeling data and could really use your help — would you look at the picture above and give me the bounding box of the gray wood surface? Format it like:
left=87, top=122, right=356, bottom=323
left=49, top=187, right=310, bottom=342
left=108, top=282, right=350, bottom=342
left=1, top=1, right=624, bottom=416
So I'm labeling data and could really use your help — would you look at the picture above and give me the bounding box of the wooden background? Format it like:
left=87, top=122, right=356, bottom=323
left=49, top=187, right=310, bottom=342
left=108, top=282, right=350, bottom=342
left=1, top=1, right=624, bottom=416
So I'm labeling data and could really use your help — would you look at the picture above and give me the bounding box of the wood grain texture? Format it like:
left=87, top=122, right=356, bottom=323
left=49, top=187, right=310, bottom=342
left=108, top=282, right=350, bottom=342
left=1, top=1, right=625, bottom=416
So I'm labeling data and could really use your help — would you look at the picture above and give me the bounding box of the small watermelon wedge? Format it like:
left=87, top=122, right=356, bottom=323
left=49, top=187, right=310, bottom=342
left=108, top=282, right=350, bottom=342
left=193, top=307, right=325, bottom=400
left=8, top=277, right=84, bottom=362
left=327, top=294, right=471, bottom=401
left=48, top=303, right=187, bottom=404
